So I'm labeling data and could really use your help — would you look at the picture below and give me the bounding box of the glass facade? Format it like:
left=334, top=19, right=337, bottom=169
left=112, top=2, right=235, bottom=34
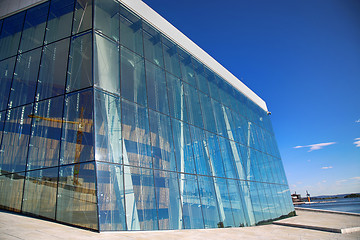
left=0, top=0, right=294, bottom=232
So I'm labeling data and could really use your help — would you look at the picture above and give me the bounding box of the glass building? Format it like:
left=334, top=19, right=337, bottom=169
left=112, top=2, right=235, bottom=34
left=0, top=0, right=294, bottom=231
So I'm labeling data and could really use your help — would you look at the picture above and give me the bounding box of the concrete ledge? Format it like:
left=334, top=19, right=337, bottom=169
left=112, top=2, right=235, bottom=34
left=295, top=207, right=360, bottom=217
left=273, top=222, right=342, bottom=233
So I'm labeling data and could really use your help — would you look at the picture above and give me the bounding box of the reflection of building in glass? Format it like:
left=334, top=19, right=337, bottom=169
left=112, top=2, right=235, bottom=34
left=0, top=0, right=295, bottom=231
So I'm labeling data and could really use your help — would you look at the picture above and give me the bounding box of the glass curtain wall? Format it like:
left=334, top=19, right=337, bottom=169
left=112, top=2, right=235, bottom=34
left=0, top=0, right=294, bottom=232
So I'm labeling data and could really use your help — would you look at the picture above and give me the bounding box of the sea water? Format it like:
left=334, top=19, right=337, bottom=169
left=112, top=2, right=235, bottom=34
left=299, top=198, right=360, bottom=214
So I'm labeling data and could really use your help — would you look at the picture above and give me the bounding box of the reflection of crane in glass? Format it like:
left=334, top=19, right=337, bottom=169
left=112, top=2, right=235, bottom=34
left=28, top=107, right=85, bottom=185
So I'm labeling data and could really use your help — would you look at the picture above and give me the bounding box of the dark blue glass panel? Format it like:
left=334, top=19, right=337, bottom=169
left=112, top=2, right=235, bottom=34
left=0, top=104, right=33, bottom=174
left=27, top=96, right=63, bottom=170
left=19, top=2, right=49, bottom=52
left=9, top=48, right=41, bottom=108
left=145, top=61, right=169, bottom=114
left=57, top=162, right=98, bottom=230
left=184, top=83, right=203, bottom=129
left=122, top=99, right=151, bottom=168
left=0, top=12, right=25, bottom=60
left=211, top=99, right=228, bottom=138
left=154, top=170, right=183, bottom=230
left=37, top=38, right=69, bottom=100
left=94, top=0, right=120, bottom=42
left=124, top=166, right=158, bottom=230
left=149, top=110, right=176, bottom=171
left=192, top=59, right=209, bottom=95
left=178, top=49, right=196, bottom=87
left=72, top=0, right=93, bottom=34
left=120, top=5, right=143, bottom=56
left=143, top=22, right=164, bottom=68
left=166, top=74, right=188, bottom=122
left=171, top=118, right=196, bottom=174
left=22, top=167, right=58, bottom=219
left=162, top=36, right=181, bottom=78
left=0, top=57, right=16, bottom=110
left=197, top=176, right=220, bottom=228
left=178, top=173, right=204, bottom=229
left=45, top=0, right=74, bottom=44
left=198, top=92, right=216, bottom=133
left=189, top=125, right=212, bottom=176
left=96, top=162, right=126, bottom=231
left=60, top=89, right=94, bottom=165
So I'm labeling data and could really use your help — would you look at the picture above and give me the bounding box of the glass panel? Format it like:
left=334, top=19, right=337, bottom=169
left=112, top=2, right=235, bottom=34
left=171, top=118, right=196, bottom=174
left=189, top=125, right=212, bottom=176
left=205, top=132, right=225, bottom=178
left=149, top=110, right=176, bottom=171
left=0, top=172, right=25, bottom=211
left=124, top=166, right=158, bottom=230
left=0, top=111, right=5, bottom=143
left=184, top=83, right=203, bottom=128
left=0, top=57, right=16, bottom=110
left=9, top=48, right=41, bottom=108
left=60, top=90, right=94, bottom=165
left=96, top=162, right=126, bottom=231
left=122, top=99, right=151, bottom=168
left=120, top=46, right=146, bottom=106
left=249, top=181, right=264, bottom=224
left=72, top=0, right=93, bottom=34
left=227, top=179, right=249, bottom=227
left=218, top=137, right=239, bottom=179
left=178, top=49, right=196, bottom=87
left=0, top=104, right=33, bottom=174
left=94, top=90, right=122, bottom=163
left=162, top=37, right=181, bottom=77
left=143, top=22, right=164, bottom=68
left=212, top=100, right=228, bottom=138
left=45, top=0, right=74, bottom=44
left=145, top=61, right=169, bottom=114
left=94, top=33, right=120, bottom=95
left=22, top=167, right=58, bottom=219
left=0, top=12, right=25, bottom=60
left=178, top=173, right=203, bottom=229
left=213, top=177, right=235, bottom=227
left=192, top=59, right=209, bottom=95
left=154, top=170, right=183, bottom=230
left=37, top=38, right=69, bottom=100
left=19, top=2, right=49, bottom=52
left=197, top=176, right=220, bottom=228
left=166, top=74, right=188, bottom=122
left=27, top=96, right=63, bottom=170
left=207, top=72, right=221, bottom=102
left=120, top=6, right=143, bottom=56
left=94, top=0, right=120, bottom=41
left=198, top=92, right=216, bottom=133
left=66, top=31, right=92, bottom=93
left=56, top=162, right=97, bottom=230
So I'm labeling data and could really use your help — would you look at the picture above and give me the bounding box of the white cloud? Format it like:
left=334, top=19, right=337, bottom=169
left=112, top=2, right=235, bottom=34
left=354, top=138, right=360, bottom=147
left=321, top=166, right=333, bottom=170
left=294, top=142, right=336, bottom=152
left=322, top=180, right=327, bottom=183
left=336, top=179, right=347, bottom=184
left=351, top=177, right=360, bottom=180
left=356, top=119, right=360, bottom=123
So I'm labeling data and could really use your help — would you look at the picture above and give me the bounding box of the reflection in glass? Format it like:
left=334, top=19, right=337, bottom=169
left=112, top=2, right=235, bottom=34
left=154, top=170, right=183, bottom=230
left=213, top=177, right=235, bottom=227
left=192, top=59, right=209, bottom=95
left=0, top=12, right=25, bottom=60
left=94, top=34, right=120, bottom=94
left=178, top=173, right=203, bottom=229
left=167, top=74, right=188, bottom=122
left=73, top=0, right=93, bottom=34
left=19, top=2, right=49, bottom=52
left=22, top=167, right=58, bottom=219
left=60, top=90, right=94, bottom=165
left=0, top=57, right=16, bottom=110
left=227, top=179, right=249, bottom=227
left=122, top=99, right=151, bottom=168
left=96, top=162, right=126, bottom=231
left=162, top=37, right=181, bottom=77
left=0, top=104, right=33, bottom=174
left=205, top=132, right=225, bottom=178
left=145, top=61, right=169, bottom=114
left=184, top=83, right=203, bottom=128
left=124, top=166, right=158, bottom=230
left=9, top=48, right=41, bottom=108
left=149, top=110, right=176, bottom=171
left=0, top=173, right=25, bottom=212
left=45, top=0, right=75, bottom=44
left=27, top=96, right=63, bottom=170
left=199, top=92, right=216, bottom=133
left=94, top=90, right=122, bottom=163
left=57, top=162, right=98, bottom=230
left=37, top=38, right=69, bottom=100
left=120, top=46, right=146, bottom=106
left=94, top=0, right=120, bottom=41
left=66, top=31, right=92, bottom=92
left=143, top=22, right=164, bottom=67
left=178, top=49, right=196, bottom=87
left=189, top=125, right=212, bottom=176
left=120, top=6, right=143, bottom=56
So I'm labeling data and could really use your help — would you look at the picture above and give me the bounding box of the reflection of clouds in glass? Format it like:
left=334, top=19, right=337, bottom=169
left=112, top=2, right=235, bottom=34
left=355, top=119, right=360, bottom=123
left=294, top=142, right=336, bottom=152
left=354, top=138, right=360, bottom=147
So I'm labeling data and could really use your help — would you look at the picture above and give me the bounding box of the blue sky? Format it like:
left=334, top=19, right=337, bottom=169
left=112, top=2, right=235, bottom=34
left=143, top=0, right=360, bottom=196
